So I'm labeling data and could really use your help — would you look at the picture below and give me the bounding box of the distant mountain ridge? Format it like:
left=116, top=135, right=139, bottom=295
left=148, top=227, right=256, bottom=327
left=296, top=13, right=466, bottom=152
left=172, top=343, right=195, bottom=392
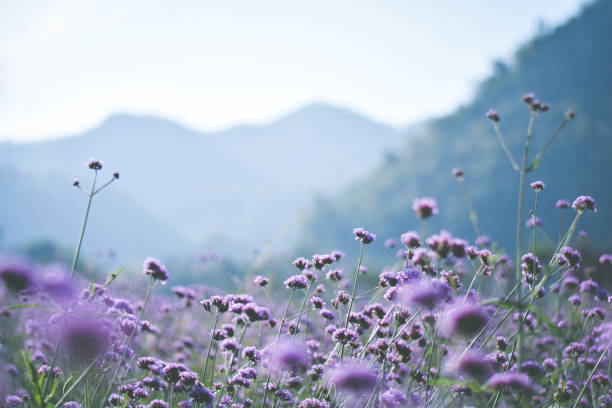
left=296, top=0, right=612, bottom=260
left=0, top=102, right=409, bottom=261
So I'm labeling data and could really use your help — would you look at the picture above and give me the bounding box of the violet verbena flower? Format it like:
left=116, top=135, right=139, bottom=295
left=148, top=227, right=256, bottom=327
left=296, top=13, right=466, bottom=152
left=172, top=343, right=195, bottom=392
left=269, top=341, right=308, bottom=372
left=572, top=195, right=596, bottom=212
left=253, top=276, right=269, bottom=287
left=143, top=257, right=169, bottom=283
left=530, top=181, right=545, bottom=191
left=0, top=256, right=35, bottom=292
left=556, top=199, right=570, bottom=209
left=188, top=383, right=214, bottom=405
left=353, top=228, right=376, bottom=244
left=599, top=254, right=612, bottom=265
left=298, top=398, right=329, bottom=408
left=454, top=352, right=493, bottom=382
left=487, top=372, right=534, bottom=393
left=401, top=231, right=421, bottom=248
left=380, top=389, right=407, bottom=407
left=412, top=197, right=439, bottom=220
left=284, top=275, right=308, bottom=290
left=384, top=238, right=397, bottom=249
left=441, top=303, right=489, bottom=338
left=485, top=109, right=500, bottom=122
left=85, top=158, right=103, bottom=170
left=149, top=400, right=170, bottom=408
left=330, top=365, right=377, bottom=395
left=292, top=257, right=309, bottom=271
left=526, top=217, right=542, bottom=228
left=401, top=279, right=448, bottom=309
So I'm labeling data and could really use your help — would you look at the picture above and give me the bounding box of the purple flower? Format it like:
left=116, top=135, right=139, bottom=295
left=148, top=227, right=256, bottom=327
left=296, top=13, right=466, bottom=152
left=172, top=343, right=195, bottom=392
left=284, top=275, right=308, bottom=290
left=384, top=238, right=397, bottom=249
left=330, top=250, right=345, bottom=260
left=320, top=309, right=335, bottom=320
left=242, top=346, right=261, bottom=363
left=556, top=199, right=570, bottom=209
left=85, top=158, right=103, bottom=170
left=572, top=195, right=596, bottom=212
left=564, top=342, right=586, bottom=359
left=580, top=279, right=599, bottom=294
left=179, top=371, right=198, bottom=386
left=441, top=303, right=489, bottom=337
left=162, top=363, right=188, bottom=383
left=568, top=294, right=581, bottom=306
left=312, top=254, right=334, bottom=270
left=562, top=247, right=582, bottom=268
left=412, top=197, right=439, bottom=220
left=298, top=398, right=329, bottom=408
left=59, top=317, right=112, bottom=362
left=331, top=365, right=377, bottom=395
left=5, top=396, right=24, bottom=406
left=487, top=372, right=534, bottom=393
left=326, top=269, right=344, bottom=281
left=485, top=109, right=500, bottom=122
left=353, top=228, right=376, bottom=244
left=455, top=352, right=492, bottom=381
left=400, top=231, right=421, bottom=248
left=475, top=235, right=491, bottom=247
left=530, top=181, right=545, bottom=191
left=292, top=257, right=309, bottom=271
left=0, top=256, right=35, bottom=292
left=143, top=257, right=169, bottom=283
left=599, top=254, right=612, bottom=265
left=520, top=361, right=544, bottom=377
left=452, top=168, right=464, bottom=178
left=525, top=217, right=542, bottom=228
left=188, top=383, right=214, bottom=404
left=148, top=400, right=170, bottom=408
left=332, top=328, right=359, bottom=344
left=220, top=338, right=241, bottom=353
left=253, top=275, right=269, bottom=287
left=269, top=341, right=308, bottom=372
left=401, top=280, right=447, bottom=309
left=380, top=389, right=406, bottom=407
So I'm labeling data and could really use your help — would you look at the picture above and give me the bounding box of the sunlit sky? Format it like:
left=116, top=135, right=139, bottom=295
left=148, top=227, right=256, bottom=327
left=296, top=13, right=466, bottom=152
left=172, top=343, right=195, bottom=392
left=0, top=0, right=588, bottom=142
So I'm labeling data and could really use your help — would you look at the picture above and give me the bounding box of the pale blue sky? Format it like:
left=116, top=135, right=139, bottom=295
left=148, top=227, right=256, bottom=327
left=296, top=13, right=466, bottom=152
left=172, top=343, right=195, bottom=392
left=0, top=0, right=589, bottom=141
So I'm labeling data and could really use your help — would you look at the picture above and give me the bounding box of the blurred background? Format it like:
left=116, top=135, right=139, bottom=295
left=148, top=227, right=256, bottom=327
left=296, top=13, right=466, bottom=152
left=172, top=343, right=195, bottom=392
left=1, top=0, right=610, bottom=288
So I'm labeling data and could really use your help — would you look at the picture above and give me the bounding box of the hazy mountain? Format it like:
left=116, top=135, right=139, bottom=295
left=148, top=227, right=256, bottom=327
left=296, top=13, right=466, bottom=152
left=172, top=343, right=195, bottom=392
left=296, top=0, right=612, bottom=260
left=0, top=103, right=407, bottom=261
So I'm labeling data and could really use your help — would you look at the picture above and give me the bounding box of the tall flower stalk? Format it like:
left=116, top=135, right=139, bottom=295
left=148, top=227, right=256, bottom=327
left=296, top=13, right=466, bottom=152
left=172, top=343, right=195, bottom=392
left=70, top=159, right=119, bottom=279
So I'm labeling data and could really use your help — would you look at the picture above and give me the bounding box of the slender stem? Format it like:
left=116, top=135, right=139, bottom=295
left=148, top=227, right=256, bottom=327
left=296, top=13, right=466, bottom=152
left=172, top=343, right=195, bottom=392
left=345, top=242, right=365, bottom=329
left=492, top=122, right=520, bottom=171
left=291, top=281, right=313, bottom=342
left=514, top=110, right=535, bottom=371
left=70, top=170, right=97, bottom=279
left=526, top=118, right=567, bottom=172
left=203, top=313, right=220, bottom=383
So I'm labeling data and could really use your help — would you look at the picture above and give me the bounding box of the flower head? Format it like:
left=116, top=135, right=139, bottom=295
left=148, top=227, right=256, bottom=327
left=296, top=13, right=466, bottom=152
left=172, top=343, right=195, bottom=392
left=485, top=109, right=500, bottom=122
left=530, top=181, right=545, bottom=192
left=353, top=228, right=376, bottom=244
left=412, top=198, right=439, bottom=220
left=572, top=195, right=596, bottom=212
left=85, top=158, right=103, bottom=170
left=143, top=257, right=169, bottom=283
left=330, top=365, right=377, bottom=395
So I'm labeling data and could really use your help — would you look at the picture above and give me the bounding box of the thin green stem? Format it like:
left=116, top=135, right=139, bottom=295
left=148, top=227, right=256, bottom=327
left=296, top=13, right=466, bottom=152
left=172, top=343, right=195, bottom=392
left=203, top=313, right=220, bottom=383
left=492, top=122, right=520, bottom=171
left=70, top=170, right=97, bottom=279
